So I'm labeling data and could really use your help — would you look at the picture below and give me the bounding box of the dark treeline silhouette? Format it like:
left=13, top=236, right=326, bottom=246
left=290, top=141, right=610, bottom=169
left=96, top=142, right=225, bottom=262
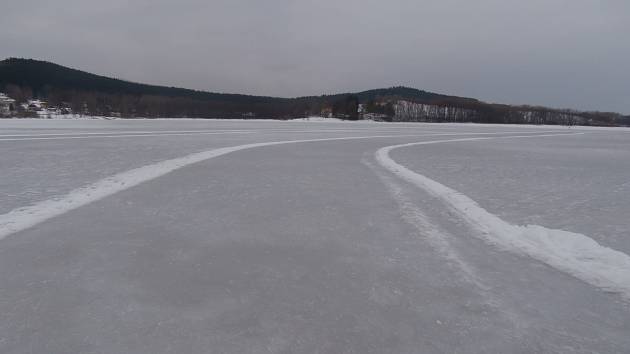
left=392, top=99, right=627, bottom=126
left=0, top=58, right=626, bottom=126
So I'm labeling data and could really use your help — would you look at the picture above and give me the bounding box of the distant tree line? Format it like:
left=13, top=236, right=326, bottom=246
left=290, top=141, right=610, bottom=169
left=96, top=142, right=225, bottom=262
left=1, top=58, right=627, bottom=126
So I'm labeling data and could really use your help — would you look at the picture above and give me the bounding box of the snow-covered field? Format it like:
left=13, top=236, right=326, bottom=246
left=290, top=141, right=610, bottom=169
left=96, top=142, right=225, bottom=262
left=1, top=119, right=629, bottom=353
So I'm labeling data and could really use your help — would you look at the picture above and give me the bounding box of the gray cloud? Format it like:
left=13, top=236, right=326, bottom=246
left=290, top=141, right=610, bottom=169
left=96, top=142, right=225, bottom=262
left=1, top=0, right=629, bottom=113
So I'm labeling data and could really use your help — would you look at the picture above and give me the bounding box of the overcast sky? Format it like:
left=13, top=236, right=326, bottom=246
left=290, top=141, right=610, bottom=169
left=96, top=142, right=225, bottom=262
left=1, top=0, right=629, bottom=113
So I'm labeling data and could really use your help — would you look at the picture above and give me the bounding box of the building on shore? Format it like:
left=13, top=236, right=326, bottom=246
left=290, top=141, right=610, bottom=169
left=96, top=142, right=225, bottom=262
left=0, top=93, right=16, bottom=117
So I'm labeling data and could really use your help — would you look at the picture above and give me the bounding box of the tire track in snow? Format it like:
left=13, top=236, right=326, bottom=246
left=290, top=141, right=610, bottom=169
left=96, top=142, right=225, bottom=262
left=0, top=129, right=252, bottom=137
left=363, top=157, right=528, bottom=330
left=0, top=128, right=448, bottom=141
left=0, top=131, right=545, bottom=240
left=0, top=130, right=256, bottom=141
left=375, top=132, right=630, bottom=300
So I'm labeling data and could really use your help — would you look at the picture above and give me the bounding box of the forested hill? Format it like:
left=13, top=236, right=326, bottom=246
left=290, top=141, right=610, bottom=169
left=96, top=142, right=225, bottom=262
left=0, top=58, right=480, bottom=119
left=1, top=58, right=626, bottom=126
left=303, top=87, right=478, bottom=106
left=0, top=58, right=282, bottom=103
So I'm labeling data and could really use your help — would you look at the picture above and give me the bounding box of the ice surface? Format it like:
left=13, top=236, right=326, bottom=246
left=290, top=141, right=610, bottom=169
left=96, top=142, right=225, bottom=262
left=1, top=119, right=629, bottom=353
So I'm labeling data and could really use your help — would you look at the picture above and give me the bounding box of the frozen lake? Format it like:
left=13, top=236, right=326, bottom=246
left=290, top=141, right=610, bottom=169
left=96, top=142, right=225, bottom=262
left=1, top=119, right=629, bottom=353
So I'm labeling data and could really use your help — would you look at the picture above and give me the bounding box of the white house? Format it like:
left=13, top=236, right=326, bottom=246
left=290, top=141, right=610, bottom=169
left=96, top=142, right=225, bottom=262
left=0, top=93, right=16, bottom=117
